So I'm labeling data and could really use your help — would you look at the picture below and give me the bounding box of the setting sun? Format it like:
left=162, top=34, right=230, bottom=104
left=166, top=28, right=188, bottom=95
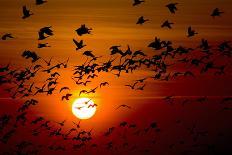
left=72, top=98, right=97, bottom=120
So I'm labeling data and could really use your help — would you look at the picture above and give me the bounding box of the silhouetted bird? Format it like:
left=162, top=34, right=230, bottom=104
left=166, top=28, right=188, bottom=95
left=211, top=8, right=224, bottom=18
left=59, top=87, right=70, bottom=92
left=100, top=82, right=109, bottom=88
left=119, top=121, right=128, bottom=127
left=1, top=33, right=14, bottom=40
left=166, top=3, right=178, bottom=14
left=73, top=39, right=86, bottom=50
left=136, top=16, right=149, bottom=25
left=38, top=43, right=50, bottom=48
left=31, top=117, right=44, bottom=124
left=125, top=82, right=138, bottom=89
left=199, top=39, right=210, bottom=51
left=116, top=104, right=132, bottom=110
left=22, top=50, right=40, bottom=62
left=62, top=93, right=72, bottom=101
left=36, top=0, right=47, bottom=5
left=38, top=26, right=53, bottom=40
left=79, top=90, right=88, bottom=96
left=55, top=120, right=66, bottom=126
left=133, top=50, right=147, bottom=57
left=22, top=6, right=33, bottom=19
left=75, top=24, right=92, bottom=36
left=42, top=57, right=53, bottom=66
left=133, top=0, right=145, bottom=6
left=187, top=26, right=198, bottom=37
left=161, top=20, right=174, bottom=29
left=136, top=78, right=147, bottom=83
left=51, top=72, right=60, bottom=77
left=88, top=104, right=97, bottom=108
left=83, top=51, right=95, bottom=58
left=148, top=37, right=163, bottom=50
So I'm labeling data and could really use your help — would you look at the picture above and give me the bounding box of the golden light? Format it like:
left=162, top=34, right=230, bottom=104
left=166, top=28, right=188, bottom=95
left=72, top=97, right=97, bottom=120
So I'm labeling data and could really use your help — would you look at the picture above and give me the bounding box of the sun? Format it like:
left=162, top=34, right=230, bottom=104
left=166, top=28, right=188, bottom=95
left=72, top=97, right=97, bottom=120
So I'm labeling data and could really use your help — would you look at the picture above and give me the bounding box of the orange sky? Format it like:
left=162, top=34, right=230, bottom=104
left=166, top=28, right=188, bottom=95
left=0, top=0, right=232, bottom=63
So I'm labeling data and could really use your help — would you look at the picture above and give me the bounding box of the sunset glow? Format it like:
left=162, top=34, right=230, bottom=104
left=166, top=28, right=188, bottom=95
left=72, top=98, right=96, bottom=119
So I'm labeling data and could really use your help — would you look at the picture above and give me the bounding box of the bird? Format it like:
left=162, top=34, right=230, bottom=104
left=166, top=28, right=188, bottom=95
left=119, top=121, right=128, bottom=127
left=136, top=78, right=147, bottom=83
left=79, top=90, right=88, bottom=96
left=88, top=104, right=98, bottom=108
left=83, top=51, right=95, bottom=58
left=136, top=16, right=149, bottom=25
left=36, top=0, right=47, bottom=5
left=100, top=82, right=109, bottom=88
left=75, top=24, right=92, bottom=36
left=72, top=121, right=81, bottom=128
left=161, top=20, right=174, bottom=29
left=87, top=74, right=98, bottom=79
left=38, top=43, right=50, bottom=48
left=62, top=93, right=72, bottom=101
left=75, top=106, right=84, bottom=110
left=22, top=50, right=40, bottom=62
left=133, top=0, right=145, bottom=6
left=1, top=33, right=14, bottom=40
left=211, top=8, right=224, bottom=18
left=55, top=120, right=66, bottom=126
left=88, top=87, right=98, bottom=93
left=59, top=87, right=70, bottom=93
left=51, top=72, right=60, bottom=77
left=166, top=3, right=178, bottom=14
left=125, top=82, right=138, bottom=89
left=73, top=39, right=86, bottom=51
left=116, top=104, right=132, bottom=110
left=38, top=26, right=53, bottom=40
left=187, top=26, right=198, bottom=37
left=42, top=57, right=53, bottom=66
left=133, top=50, right=147, bottom=57
left=22, top=6, right=33, bottom=19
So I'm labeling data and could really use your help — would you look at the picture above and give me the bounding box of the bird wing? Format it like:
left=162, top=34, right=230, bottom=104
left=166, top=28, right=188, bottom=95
left=22, top=6, right=27, bottom=15
left=73, top=39, right=79, bottom=46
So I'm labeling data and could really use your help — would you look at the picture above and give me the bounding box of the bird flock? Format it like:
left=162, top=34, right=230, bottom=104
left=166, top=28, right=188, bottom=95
left=0, top=0, right=232, bottom=154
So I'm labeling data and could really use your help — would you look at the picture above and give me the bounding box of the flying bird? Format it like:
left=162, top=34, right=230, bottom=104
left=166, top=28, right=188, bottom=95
left=38, top=26, right=53, bottom=40
left=187, top=26, right=198, bottom=37
left=59, top=87, right=70, bottom=93
left=75, top=24, right=92, bottom=36
left=211, top=8, right=224, bottom=18
left=22, top=6, right=33, bottom=19
left=116, top=104, right=132, bottom=110
left=133, top=0, right=145, bottom=6
left=161, top=20, right=174, bottom=29
left=62, top=94, right=72, bottom=101
left=79, top=90, right=88, bottom=96
left=166, top=3, right=178, bottom=14
left=36, top=0, right=47, bottom=5
left=100, top=82, right=109, bottom=88
left=88, top=104, right=98, bottom=108
left=136, top=16, right=149, bottom=25
left=83, top=51, right=95, bottom=58
left=22, top=50, right=40, bottom=62
left=73, top=39, right=86, bottom=51
left=1, top=33, right=14, bottom=40
left=125, top=82, right=138, bottom=89
left=38, top=43, right=50, bottom=48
